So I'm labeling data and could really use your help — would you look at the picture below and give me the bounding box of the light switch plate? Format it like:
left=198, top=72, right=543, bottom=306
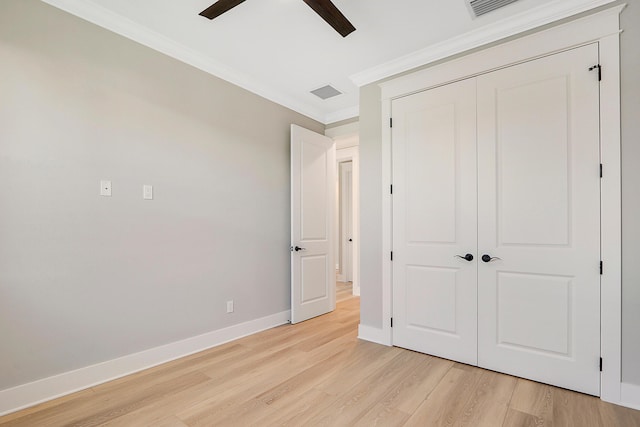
left=100, top=180, right=112, bottom=196
left=143, top=185, right=153, bottom=200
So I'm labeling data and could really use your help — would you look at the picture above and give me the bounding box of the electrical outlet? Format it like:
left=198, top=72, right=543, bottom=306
left=100, top=180, right=112, bottom=196
left=226, top=300, right=234, bottom=313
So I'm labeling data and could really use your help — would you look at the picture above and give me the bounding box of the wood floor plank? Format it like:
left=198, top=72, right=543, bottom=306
left=0, top=388, right=96, bottom=425
left=403, top=366, right=487, bottom=426
left=314, top=343, right=404, bottom=396
left=97, top=378, right=222, bottom=427
left=386, top=355, right=455, bottom=415
left=92, top=342, right=251, bottom=397
left=210, top=353, right=352, bottom=426
left=258, top=388, right=336, bottom=426
left=1, top=371, right=209, bottom=427
left=502, top=408, right=550, bottom=427
left=553, top=387, right=610, bottom=427
left=351, top=356, right=448, bottom=427
left=176, top=336, right=359, bottom=425
left=352, top=403, right=411, bottom=427
left=74, top=371, right=211, bottom=427
left=508, top=378, right=554, bottom=425
left=456, top=370, right=517, bottom=426
left=2, top=289, right=640, bottom=427
left=290, top=321, right=358, bottom=352
left=148, top=415, right=189, bottom=427
left=597, top=400, right=640, bottom=427
left=304, top=350, right=428, bottom=426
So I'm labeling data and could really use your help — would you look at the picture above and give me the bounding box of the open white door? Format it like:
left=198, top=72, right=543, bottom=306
left=291, top=124, right=336, bottom=324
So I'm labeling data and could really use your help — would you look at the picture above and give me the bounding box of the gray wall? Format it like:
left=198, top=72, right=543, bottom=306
left=0, top=0, right=323, bottom=390
left=358, top=86, right=383, bottom=328
left=359, top=1, right=640, bottom=385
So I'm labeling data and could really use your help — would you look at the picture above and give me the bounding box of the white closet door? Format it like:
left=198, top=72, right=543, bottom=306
left=392, top=78, right=478, bottom=365
left=477, top=44, right=601, bottom=395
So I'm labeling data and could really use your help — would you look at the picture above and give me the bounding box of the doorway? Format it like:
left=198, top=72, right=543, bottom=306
left=331, top=127, right=360, bottom=298
left=337, top=160, right=353, bottom=283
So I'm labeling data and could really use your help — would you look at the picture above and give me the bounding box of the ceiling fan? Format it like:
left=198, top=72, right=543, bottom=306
left=199, top=0, right=356, bottom=37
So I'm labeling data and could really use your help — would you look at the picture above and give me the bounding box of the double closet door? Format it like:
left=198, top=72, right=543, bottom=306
left=391, top=44, right=601, bottom=395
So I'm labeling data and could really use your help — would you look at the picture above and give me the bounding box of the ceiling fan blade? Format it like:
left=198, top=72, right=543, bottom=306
left=199, top=0, right=247, bottom=20
left=302, top=0, right=356, bottom=37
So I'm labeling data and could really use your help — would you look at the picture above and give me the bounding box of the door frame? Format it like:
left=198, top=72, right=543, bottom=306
left=337, top=160, right=353, bottom=283
left=328, top=124, right=360, bottom=296
left=378, top=6, right=623, bottom=404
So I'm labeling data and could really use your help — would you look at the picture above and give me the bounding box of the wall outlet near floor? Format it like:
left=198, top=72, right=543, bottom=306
left=226, top=300, right=234, bottom=313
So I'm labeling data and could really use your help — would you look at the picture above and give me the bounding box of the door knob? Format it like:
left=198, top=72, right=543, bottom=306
left=455, top=253, right=474, bottom=262
left=291, top=246, right=306, bottom=252
left=481, top=254, right=502, bottom=263
left=348, top=239, right=353, bottom=242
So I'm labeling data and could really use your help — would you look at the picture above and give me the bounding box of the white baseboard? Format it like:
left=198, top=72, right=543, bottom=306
left=358, top=324, right=391, bottom=346
left=0, top=310, right=290, bottom=416
left=620, top=382, right=640, bottom=410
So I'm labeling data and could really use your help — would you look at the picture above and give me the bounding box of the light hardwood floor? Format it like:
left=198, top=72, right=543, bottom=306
left=2, top=294, right=639, bottom=427
left=336, top=281, right=354, bottom=302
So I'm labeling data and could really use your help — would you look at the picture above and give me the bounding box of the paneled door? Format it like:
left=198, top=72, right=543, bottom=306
left=391, top=44, right=601, bottom=394
left=391, top=78, right=478, bottom=365
left=290, top=124, right=336, bottom=324
left=476, top=44, right=601, bottom=395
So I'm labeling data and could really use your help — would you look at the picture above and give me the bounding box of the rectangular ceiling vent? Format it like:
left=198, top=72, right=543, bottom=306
left=311, top=85, right=342, bottom=100
left=468, top=0, right=520, bottom=17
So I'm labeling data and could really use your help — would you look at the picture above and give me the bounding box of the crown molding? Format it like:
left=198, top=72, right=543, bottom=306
left=325, top=121, right=360, bottom=139
left=40, top=0, right=332, bottom=123
left=40, top=0, right=612, bottom=123
left=350, top=0, right=617, bottom=87
left=324, top=105, right=359, bottom=124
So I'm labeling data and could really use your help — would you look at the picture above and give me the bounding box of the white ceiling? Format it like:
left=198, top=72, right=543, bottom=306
left=42, top=0, right=613, bottom=124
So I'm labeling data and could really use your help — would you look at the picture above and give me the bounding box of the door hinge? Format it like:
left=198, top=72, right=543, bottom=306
left=390, top=184, right=393, bottom=194
left=589, top=64, right=602, bottom=81
left=600, top=163, right=603, bottom=178
left=390, top=251, right=394, bottom=261
left=600, top=357, right=603, bottom=371
left=390, top=117, right=393, bottom=128
left=600, top=261, right=603, bottom=275
left=391, top=317, right=393, bottom=327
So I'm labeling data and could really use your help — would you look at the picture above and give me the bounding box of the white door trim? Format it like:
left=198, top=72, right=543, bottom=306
left=377, top=5, right=623, bottom=405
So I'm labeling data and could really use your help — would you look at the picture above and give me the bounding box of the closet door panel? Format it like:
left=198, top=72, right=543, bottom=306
left=392, top=78, right=478, bottom=365
left=477, top=44, right=601, bottom=395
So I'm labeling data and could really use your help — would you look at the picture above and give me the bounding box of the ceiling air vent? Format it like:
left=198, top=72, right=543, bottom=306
left=468, top=0, right=520, bottom=17
left=310, top=85, right=342, bottom=100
